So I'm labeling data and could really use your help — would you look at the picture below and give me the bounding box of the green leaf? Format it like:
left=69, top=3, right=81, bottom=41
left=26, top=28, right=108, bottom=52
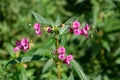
left=45, top=38, right=55, bottom=47
left=4, top=55, right=48, bottom=68
left=6, top=43, right=15, bottom=57
left=31, top=11, right=50, bottom=25
left=113, top=47, right=120, bottom=57
left=55, top=14, right=61, bottom=26
left=115, top=57, right=120, bottom=64
left=59, top=25, right=69, bottom=35
left=101, top=40, right=110, bottom=52
left=64, top=16, right=78, bottom=25
left=61, top=35, right=67, bottom=47
left=18, top=64, right=28, bottom=80
left=42, top=59, right=54, bottom=73
left=68, top=72, right=74, bottom=80
left=71, top=60, right=89, bottom=80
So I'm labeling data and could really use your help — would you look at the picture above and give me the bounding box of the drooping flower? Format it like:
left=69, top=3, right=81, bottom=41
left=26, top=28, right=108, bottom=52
left=81, top=28, right=89, bottom=38
left=13, top=38, right=29, bottom=53
left=73, top=29, right=81, bottom=35
left=66, top=55, right=73, bottom=61
left=58, top=54, right=65, bottom=60
left=13, top=47, right=20, bottom=53
left=85, top=23, right=90, bottom=31
left=34, top=23, right=42, bottom=36
left=72, top=20, right=80, bottom=29
left=35, top=29, right=42, bottom=35
left=34, top=23, right=40, bottom=30
left=58, top=46, right=66, bottom=54
left=64, top=55, right=73, bottom=66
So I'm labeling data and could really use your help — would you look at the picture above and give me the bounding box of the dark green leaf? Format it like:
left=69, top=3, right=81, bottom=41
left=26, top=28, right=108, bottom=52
left=71, top=60, right=89, bottom=80
left=4, top=55, right=48, bottom=68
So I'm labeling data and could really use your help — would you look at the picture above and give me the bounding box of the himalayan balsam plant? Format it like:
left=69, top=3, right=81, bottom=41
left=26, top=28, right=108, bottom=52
left=2, top=11, right=96, bottom=80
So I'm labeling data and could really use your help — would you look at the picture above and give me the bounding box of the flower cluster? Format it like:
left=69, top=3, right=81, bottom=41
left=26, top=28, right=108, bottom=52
left=34, top=23, right=42, bottom=36
left=54, top=46, right=73, bottom=66
left=13, top=38, right=29, bottom=53
left=69, top=20, right=90, bottom=38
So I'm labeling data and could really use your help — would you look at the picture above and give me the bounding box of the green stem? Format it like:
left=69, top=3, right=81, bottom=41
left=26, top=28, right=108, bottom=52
left=57, top=62, right=61, bottom=80
left=56, top=35, right=61, bottom=80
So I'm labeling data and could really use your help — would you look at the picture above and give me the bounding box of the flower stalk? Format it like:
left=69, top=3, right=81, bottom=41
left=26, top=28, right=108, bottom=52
left=56, top=35, right=61, bottom=80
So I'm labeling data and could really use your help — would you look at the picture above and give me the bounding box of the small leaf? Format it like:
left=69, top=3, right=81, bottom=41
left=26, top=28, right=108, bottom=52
left=115, top=57, right=120, bottom=64
left=71, top=60, right=89, bottom=80
left=55, top=14, right=61, bottom=26
left=59, top=25, right=69, bottom=35
left=64, top=16, right=78, bottom=25
left=68, top=72, right=74, bottom=80
left=4, top=55, right=48, bottom=68
left=101, top=40, right=110, bottom=52
left=42, top=59, right=54, bottom=73
left=31, top=11, right=50, bottom=25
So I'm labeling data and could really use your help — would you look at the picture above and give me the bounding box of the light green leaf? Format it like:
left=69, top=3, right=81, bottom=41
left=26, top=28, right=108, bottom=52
left=64, top=16, right=78, bottom=25
left=71, top=60, right=89, bottom=80
left=6, top=43, right=15, bottom=57
left=55, top=14, right=61, bottom=26
left=31, top=11, right=50, bottom=25
left=42, top=59, right=54, bottom=73
left=61, top=35, right=67, bottom=47
left=101, top=40, right=110, bottom=52
left=115, top=57, right=120, bottom=64
left=19, top=64, right=28, bottom=80
left=45, top=38, right=55, bottom=47
left=68, top=72, right=74, bottom=80
left=59, top=25, right=69, bottom=35
left=113, top=47, right=120, bottom=57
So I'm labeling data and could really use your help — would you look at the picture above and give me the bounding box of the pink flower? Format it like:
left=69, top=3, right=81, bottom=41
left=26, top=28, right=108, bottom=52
left=72, top=20, right=80, bottom=29
left=81, top=28, right=89, bottom=38
left=66, top=55, right=73, bottom=61
left=73, top=29, right=81, bottom=35
left=58, top=54, right=65, bottom=60
left=34, top=23, right=42, bottom=36
left=21, top=38, right=28, bottom=46
left=13, top=38, right=29, bottom=53
left=64, top=55, right=73, bottom=66
left=58, top=46, right=66, bottom=54
left=13, top=47, right=20, bottom=52
left=85, top=23, right=90, bottom=31
left=35, top=29, right=42, bottom=35
left=34, top=23, right=40, bottom=30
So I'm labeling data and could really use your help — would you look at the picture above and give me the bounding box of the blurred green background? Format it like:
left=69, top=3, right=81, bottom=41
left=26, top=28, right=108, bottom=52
left=0, top=0, right=120, bottom=80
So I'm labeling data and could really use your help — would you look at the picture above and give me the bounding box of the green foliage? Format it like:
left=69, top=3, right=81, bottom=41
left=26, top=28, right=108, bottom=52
left=71, top=60, right=89, bottom=80
left=0, top=0, right=120, bottom=80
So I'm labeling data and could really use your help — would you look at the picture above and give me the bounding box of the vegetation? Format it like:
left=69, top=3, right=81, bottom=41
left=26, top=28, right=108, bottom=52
left=0, top=0, right=120, bottom=80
